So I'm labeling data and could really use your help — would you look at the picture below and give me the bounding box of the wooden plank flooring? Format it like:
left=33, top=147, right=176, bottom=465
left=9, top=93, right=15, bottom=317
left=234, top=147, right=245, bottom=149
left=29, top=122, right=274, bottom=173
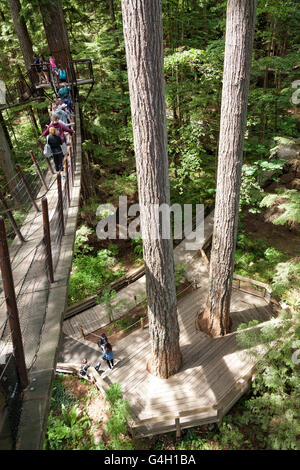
left=98, top=286, right=274, bottom=437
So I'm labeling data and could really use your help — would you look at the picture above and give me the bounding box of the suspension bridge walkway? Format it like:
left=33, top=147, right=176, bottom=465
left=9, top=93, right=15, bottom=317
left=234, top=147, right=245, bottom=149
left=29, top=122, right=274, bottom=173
left=0, top=97, right=82, bottom=449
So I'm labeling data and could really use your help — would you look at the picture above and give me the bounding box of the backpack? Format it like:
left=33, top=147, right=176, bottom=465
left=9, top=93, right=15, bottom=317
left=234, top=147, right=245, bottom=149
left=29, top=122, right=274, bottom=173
left=43, top=135, right=52, bottom=157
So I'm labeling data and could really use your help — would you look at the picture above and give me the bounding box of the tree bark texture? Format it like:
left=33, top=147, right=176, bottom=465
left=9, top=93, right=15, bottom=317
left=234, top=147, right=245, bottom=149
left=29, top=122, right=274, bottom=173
left=39, top=0, right=76, bottom=84
left=121, top=0, right=182, bottom=378
left=7, top=0, right=34, bottom=73
left=0, top=123, right=17, bottom=196
left=199, top=0, right=257, bottom=337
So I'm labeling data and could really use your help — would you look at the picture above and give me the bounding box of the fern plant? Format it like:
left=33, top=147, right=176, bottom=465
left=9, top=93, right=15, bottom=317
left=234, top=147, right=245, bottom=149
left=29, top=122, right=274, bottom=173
left=260, top=189, right=300, bottom=226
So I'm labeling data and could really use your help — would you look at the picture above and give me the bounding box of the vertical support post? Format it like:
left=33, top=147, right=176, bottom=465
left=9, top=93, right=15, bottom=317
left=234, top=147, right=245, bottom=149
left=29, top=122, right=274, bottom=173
left=64, top=159, right=70, bottom=207
left=41, top=197, right=54, bottom=283
left=140, top=317, right=144, bottom=330
left=38, top=141, right=54, bottom=174
left=175, top=412, right=181, bottom=440
left=67, top=146, right=73, bottom=187
left=57, top=173, right=65, bottom=236
left=68, top=144, right=74, bottom=185
left=0, top=217, right=28, bottom=390
left=0, top=190, right=25, bottom=243
left=16, top=165, right=40, bottom=212
left=30, top=150, right=48, bottom=190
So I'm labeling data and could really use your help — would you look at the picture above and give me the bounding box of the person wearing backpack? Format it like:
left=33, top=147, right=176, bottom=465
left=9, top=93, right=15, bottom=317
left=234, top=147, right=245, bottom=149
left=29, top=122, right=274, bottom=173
left=101, top=343, right=114, bottom=370
left=58, top=65, right=67, bottom=82
left=41, top=114, right=74, bottom=143
left=46, top=126, right=64, bottom=172
left=97, top=333, right=108, bottom=353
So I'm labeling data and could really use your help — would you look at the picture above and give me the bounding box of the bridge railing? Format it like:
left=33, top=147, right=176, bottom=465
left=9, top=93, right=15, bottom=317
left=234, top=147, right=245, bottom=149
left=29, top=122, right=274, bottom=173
left=0, top=118, right=77, bottom=448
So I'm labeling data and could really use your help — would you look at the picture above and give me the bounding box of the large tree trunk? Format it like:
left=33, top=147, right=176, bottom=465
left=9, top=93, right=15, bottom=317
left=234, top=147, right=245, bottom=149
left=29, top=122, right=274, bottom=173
left=121, top=0, right=182, bottom=378
left=39, top=0, right=76, bottom=87
left=197, top=0, right=257, bottom=337
left=0, top=122, right=17, bottom=196
left=7, top=0, right=34, bottom=75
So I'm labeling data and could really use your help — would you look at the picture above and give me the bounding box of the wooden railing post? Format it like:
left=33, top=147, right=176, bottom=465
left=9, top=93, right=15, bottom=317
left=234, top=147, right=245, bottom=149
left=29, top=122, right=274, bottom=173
left=0, top=217, right=28, bottom=390
left=175, top=412, right=181, bottom=440
left=16, top=164, right=40, bottom=212
left=0, top=189, right=25, bottom=242
left=57, top=173, right=65, bottom=236
left=30, top=150, right=48, bottom=190
left=64, top=159, right=70, bottom=207
left=41, top=197, right=54, bottom=283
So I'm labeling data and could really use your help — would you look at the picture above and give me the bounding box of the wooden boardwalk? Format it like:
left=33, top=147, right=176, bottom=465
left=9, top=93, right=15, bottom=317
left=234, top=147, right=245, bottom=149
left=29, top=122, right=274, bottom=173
left=100, top=285, right=275, bottom=437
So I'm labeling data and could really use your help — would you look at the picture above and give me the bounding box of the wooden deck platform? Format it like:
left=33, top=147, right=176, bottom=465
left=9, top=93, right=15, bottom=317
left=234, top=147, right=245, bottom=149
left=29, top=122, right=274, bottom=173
left=99, top=286, right=275, bottom=437
left=35, top=78, right=93, bottom=90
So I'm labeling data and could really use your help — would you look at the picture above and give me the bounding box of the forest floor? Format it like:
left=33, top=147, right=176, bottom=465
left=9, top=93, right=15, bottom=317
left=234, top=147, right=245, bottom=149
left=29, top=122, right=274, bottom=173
left=242, top=157, right=300, bottom=256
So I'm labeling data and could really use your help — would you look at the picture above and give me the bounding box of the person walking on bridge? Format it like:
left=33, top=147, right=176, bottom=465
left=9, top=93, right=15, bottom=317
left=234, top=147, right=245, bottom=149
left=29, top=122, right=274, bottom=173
left=41, top=114, right=74, bottom=143
left=46, top=126, right=64, bottom=173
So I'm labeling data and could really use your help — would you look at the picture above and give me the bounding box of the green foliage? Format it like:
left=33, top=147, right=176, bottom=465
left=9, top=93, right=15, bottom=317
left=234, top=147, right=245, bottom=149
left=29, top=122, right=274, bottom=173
left=68, top=250, right=125, bottom=305
left=44, top=378, right=92, bottom=450
left=174, top=263, right=187, bottom=288
left=97, top=288, right=118, bottom=322
left=50, top=375, right=77, bottom=411
left=271, top=258, right=300, bottom=300
left=233, top=308, right=300, bottom=450
left=174, top=428, right=214, bottom=450
left=235, top=232, right=288, bottom=283
left=104, top=383, right=133, bottom=450
left=131, top=236, right=143, bottom=263
left=215, top=421, right=245, bottom=450
left=74, top=225, right=94, bottom=256
left=260, top=189, right=300, bottom=227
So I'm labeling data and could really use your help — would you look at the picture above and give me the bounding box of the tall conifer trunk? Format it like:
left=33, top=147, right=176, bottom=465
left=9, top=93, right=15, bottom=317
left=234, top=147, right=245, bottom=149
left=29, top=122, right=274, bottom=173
left=197, top=0, right=257, bottom=337
left=7, top=0, right=34, bottom=76
left=39, top=0, right=76, bottom=86
left=121, top=0, right=182, bottom=378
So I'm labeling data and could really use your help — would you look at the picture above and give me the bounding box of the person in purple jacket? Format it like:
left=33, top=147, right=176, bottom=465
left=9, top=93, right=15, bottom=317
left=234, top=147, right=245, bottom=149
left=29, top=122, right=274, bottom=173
left=41, top=114, right=74, bottom=143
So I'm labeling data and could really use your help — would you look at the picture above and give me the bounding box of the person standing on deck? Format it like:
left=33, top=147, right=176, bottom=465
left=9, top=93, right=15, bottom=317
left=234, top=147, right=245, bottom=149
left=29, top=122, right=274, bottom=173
left=46, top=126, right=64, bottom=173
left=49, top=55, right=59, bottom=84
left=58, top=64, right=67, bottom=82
left=101, top=343, right=114, bottom=370
left=40, top=55, right=50, bottom=84
left=33, top=55, right=42, bottom=84
left=97, top=333, right=108, bottom=353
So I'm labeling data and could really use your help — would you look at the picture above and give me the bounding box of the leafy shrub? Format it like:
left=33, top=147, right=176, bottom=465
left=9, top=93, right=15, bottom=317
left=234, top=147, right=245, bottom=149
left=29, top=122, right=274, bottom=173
left=68, top=250, right=125, bottom=304
left=232, top=308, right=300, bottom=450
left=44, top=404, right=91, bottom=450
left=104, top=383, right=133, bottom=450
left=74, top=225, right=94, bottom=256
